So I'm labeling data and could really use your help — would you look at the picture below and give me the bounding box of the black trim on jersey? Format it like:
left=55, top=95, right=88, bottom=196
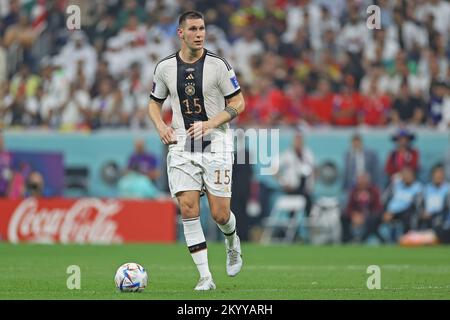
left=206, top=52, right=232, bottom=71
left=224, top=88, right=241, bottom=100
left=176, top=49, right=211, bottom=152
left=153, top=53, right=176, bottom=74
left=149, top=94, right=166, bottom=103
left=150, top=53, right=175, bottom=102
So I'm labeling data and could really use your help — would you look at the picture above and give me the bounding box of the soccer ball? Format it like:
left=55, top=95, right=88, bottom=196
left=114, top=262, right=148, bottom=292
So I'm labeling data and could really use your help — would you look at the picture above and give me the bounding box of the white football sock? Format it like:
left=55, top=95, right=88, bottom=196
left=217, top=211, right=237, bottom=248
left=182, top=217, right=211, bottom=278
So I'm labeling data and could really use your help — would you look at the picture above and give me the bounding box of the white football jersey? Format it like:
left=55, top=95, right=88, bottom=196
left=150, top=49, right=241, bottom=152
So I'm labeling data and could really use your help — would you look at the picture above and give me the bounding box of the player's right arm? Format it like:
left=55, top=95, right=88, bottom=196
left=148, top=63, right=177, bottom=145
left=148, top=99, right=176, bottom=145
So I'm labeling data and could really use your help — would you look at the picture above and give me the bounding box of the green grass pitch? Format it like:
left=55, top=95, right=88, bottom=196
left=0, top=243, right=449, bottom=299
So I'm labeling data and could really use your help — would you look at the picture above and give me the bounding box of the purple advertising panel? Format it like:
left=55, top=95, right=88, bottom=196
left=10, top=151, right=64, bottom=197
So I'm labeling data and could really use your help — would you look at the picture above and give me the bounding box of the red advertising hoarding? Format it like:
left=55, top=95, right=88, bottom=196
left=0, top=198, right=177, bottom=244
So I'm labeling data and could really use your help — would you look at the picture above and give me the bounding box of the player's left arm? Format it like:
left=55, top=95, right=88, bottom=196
left=187, top=92, right=245, bottom=138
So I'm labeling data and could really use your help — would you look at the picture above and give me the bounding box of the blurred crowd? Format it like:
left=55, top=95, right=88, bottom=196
left=0, top=0, right=449, bottom=131
left=273, top=127, right=450, bottom=244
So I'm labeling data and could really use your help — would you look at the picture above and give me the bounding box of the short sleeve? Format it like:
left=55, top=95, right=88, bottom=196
left=150, top=63, right=168, bottom=102
left=217, top=60, right=241, bottom=99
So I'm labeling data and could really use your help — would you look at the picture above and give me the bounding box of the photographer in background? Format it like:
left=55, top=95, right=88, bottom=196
left=277, top=130, right=315, bottom=216
left=25, top=171, right=46, bottom=198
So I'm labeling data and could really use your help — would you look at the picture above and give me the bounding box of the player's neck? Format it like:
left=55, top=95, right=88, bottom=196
left=179, top=47, right=204, bottom=64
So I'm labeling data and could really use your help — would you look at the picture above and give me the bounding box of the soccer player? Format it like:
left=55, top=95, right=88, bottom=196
left=147, top=11, right=245, bottom=291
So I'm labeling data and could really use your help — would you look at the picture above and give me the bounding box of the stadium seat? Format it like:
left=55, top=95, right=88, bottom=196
left=260, top=195, right=306, bottom=244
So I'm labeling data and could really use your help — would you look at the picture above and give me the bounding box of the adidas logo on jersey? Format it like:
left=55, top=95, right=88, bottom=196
left=186, top=74, right=194, bottom=80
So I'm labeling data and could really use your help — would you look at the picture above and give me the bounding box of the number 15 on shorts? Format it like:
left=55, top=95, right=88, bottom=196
left=214, top=169, right=231, bottom=185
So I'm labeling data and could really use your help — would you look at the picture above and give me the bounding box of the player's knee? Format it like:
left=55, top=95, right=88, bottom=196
left=179, top=201, right=199, bottom=217
left=211, top=210, right=229, bottom=225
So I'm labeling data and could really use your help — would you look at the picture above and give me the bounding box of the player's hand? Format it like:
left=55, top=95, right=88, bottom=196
left=187, top=121, right=213, bottom=139
left=157, top=124, right=177, bottom=145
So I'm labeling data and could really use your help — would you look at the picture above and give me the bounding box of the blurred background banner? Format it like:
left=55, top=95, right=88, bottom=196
left=0, top=197, right=177, bottom=244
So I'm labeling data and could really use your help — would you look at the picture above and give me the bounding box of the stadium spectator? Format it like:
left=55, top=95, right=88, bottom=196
left=390, top=82, right=426, bottom=126
left=428, top=81, right=449, bottom=127
left=0, top=0, right=20, bottom=37
left=92, top=12, right=119, bottom=52
left=90, top=60, right=112, bottom=98
left=283, top=80, right=308, bottom=125
left=359, top=78, right=391, bottom=126
left=437, top=84, right=450, bottom=130
left=253, top=77, right=291, bottom=126
left=116, top=0, right=147, bottom=30
left=337, top=5, right=368, bottom=55
left=24, top=83, right=44, bottom=126
left=359, top=62, right=390, bottom=96
left=56, top=31, right=97, bottom=88
left=25, top=171, right=46, bottom=198
left=418, top=165, right=449, bottom=230
left=383, top=166, right=423, bottom=242
left=60, top=80, right=91, bottom=131
left=117, top=163, right=161, bottom=199
left=276, top=130, right=315, bottom=216
left=127, top=138, right=160, bottom=184
left=119, top=62, right=148, bottom=128
left=90, top=77, right=129, bottom=128
left=3, top=12, right=38, bottom=67
left=342, top=133, right=380, bottom=191
left=38, top=61, right=71, bottom=129
left=364, top=28, right=399, bottom=66
left=306, top=78, right=334, bottom=125
left=343, top=172, right=384, bottom=244
left=9, top=64, right=39, bottom=99
left=235, top=82, right=260, bottom=127
left=231, top=28, right=264, bottom=85
left=0, top=133, right=12, bottom=197
left=7, top=87, right=27, bottom=126
left=39, top=58, right=70, bottom=117
left=331, top=76, right=361, bottom=126
left=384, top=129, right=420, bottom=180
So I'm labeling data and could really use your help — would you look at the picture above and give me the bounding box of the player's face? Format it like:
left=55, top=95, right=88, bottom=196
left=179, top=18, right=205, bottom=51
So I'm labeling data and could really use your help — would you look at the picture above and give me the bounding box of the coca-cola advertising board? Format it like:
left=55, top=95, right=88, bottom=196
left=0, top=198, right=177, bottom=244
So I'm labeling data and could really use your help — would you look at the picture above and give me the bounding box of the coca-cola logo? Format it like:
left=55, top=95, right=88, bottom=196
left=8, top=198, right=123, bottom=244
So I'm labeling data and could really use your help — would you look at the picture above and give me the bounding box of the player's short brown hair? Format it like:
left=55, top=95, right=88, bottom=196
left=178, top=10, right=204, bottom=27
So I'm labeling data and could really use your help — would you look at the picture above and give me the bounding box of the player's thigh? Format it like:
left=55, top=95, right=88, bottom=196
left=167, top=151, right=203, bottom=198
left=203, top=152, right=234, bottom=198
left=176, top=190, right=201, bottom=219
left=206, top=190, right=231, bottom=225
